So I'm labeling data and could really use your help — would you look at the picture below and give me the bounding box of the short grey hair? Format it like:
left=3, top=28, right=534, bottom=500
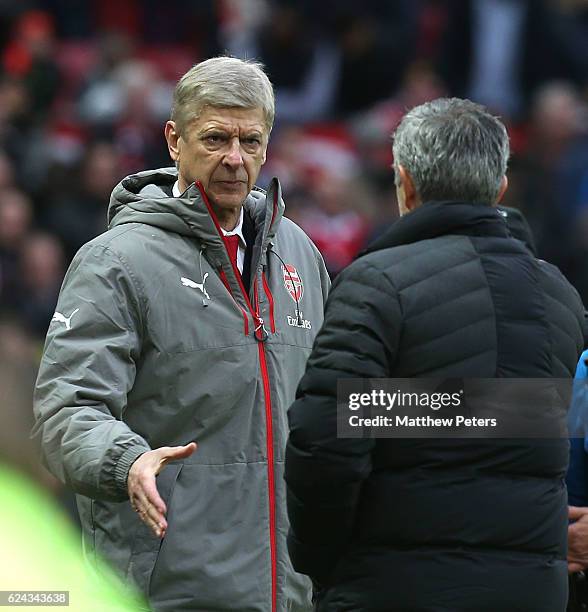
left=171, top=56, right=275, bottom=136
left=392, top=98, right=510, bottom=205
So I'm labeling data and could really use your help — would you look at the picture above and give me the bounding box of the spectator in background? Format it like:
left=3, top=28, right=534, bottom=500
left=76, top=33, right=172, bottom=175
left=0, top=188, right=32, bottom=307
left=1, top=10, right=60, bottom=123
left=110, top=60, right=172, bottom=175
left=0, top=314, right=38, bottom=472
left=318, top=0, right=419, bottom=117
left=260, top=122, right=374, bottom=275
left=77, top=30, right=135, bottom=126
left=43, top=141, right=121, bottom=261
left=352, top=62, right=447, bottom=184
left=253, top=3, right=339, bottom=124
left=230, top=0, right=419, bottom=121
left=549, top=0, right=588, bottom=92
left=518, top=82, right=588, bottom=303
left=438, top=0, right=588, bottom=121
left=0, top=76, right=33, bottom=175
left=0, top=148, right=16, bottom=190
left=351, top=62, right=448, bottom=242
left=296, top=171, right=372, bottom=276
left=16, top=232, right=64, bottom=339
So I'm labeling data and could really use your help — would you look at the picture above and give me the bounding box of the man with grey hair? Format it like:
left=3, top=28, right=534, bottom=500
left=34, top=56, right=329, bottom=611
left=285, top=98, right=585, bottom=610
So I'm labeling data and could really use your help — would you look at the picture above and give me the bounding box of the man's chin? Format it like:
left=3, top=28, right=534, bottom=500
left=208, top=190, right=248, bottom=210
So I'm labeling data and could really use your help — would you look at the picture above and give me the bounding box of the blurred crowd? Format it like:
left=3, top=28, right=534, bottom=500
left=0, top=0, right=587, bottom=357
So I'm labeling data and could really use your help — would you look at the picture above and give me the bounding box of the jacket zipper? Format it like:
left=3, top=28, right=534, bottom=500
left=259, top=345, right=276, bottom=612
left=196, top=182, right=277, bottom=612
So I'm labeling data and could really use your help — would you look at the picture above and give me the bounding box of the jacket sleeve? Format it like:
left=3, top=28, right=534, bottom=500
left=285, top=257, right=401, bottom=585
left=33, top=242, right=152, bottom=502
left=304, top=231, right=331, bottom=306
left=316, top=245, right=331, bottom=307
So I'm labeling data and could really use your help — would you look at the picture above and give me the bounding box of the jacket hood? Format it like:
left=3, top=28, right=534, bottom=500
left=107, top=167, right=284, bottom=246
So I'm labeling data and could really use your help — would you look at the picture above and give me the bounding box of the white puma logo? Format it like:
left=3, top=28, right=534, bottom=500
left=181, top=275, right=210, bottom=300
left=52, top=308, right=79, bottom=330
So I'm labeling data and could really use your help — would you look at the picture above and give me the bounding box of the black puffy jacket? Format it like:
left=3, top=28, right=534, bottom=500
left=286, top=201, right=586, bottom=612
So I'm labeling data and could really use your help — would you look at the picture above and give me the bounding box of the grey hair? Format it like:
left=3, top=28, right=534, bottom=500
left=392, top=98, right=510, bottom=205
left=171, top=56, right=275, bottom=136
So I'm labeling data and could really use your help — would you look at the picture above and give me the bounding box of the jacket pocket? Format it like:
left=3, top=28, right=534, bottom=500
left=126, top=462, right=184, bottom=594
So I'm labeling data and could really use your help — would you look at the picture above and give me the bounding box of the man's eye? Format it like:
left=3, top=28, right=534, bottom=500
left=243, top=137, right=261, bottom=147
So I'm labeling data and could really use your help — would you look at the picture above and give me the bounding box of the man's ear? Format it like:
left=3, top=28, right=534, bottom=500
left=398, top=164, right=419, bottom=212
left=165, top=121, right=181, bottom=162
left=496, top=175, right=508, bottom=203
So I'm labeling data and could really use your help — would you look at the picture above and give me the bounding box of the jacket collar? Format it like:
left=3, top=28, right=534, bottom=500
left=108, top=168, right=284, bottom=260
left=182, top=178, right=283, bottom=268
left=362, top=201, right=510, bottom=256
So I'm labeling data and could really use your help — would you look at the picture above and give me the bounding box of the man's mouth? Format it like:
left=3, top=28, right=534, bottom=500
left=214, top=180, right=247, bottom=190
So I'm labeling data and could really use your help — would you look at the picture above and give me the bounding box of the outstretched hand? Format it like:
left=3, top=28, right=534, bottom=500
left=127, top=442, right=197, bottom=538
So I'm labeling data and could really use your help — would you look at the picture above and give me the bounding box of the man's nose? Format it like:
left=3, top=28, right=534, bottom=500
left=223, top=138, right=244, bottom=169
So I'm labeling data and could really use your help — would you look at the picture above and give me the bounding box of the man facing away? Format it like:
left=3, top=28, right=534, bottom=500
left=33, top=56, right=329, bottom=611
left=285, top=98, right=586, bottom=611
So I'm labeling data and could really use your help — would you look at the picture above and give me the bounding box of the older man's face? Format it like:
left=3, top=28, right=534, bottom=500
left=166, top=106, right=268, bottom=214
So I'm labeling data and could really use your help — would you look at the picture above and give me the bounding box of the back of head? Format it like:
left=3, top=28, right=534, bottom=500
left=171, top=56, right=275, bottom=137
left=393, top=98, right=510, bottom=205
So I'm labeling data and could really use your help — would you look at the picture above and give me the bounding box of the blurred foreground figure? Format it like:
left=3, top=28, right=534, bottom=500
left=34, top=57, right=329, bottom=611
left=0, top=319, right=144, bottom=611
left=286, top=98, right=586, bottom=611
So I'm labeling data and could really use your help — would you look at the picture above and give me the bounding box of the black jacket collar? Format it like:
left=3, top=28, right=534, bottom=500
left=362, top=201, right=511, bottom=256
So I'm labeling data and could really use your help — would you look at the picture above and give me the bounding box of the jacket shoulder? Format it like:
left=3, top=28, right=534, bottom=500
left=277, top=217, right=329, bottom=269
left=329, top=252, right=401, bottom=308
left=64, top=224, right=161, bottom=314
left=536, top=258, right=586, bottom=347
left=74, top=223, right=185, bottom=285
left=537, top=258, right=584, bottom=307
left=353, top=234, right=463, bottom=289
left=83, top=223, right=175, bottom=257
left=277, top=217, right=319, bottom=251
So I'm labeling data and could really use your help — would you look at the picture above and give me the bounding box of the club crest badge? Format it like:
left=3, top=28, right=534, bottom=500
left=282, top=264, right=304, bottom=302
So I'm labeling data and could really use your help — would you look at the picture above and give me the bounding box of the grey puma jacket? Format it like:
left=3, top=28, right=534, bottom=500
left=33, top=168, right=330, bottom=611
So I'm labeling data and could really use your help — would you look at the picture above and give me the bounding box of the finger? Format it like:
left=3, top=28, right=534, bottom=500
left=160, top=442, right=198, bottom=464
left=141, top=472, right=167, bottom=515
left=138, top=507, right=165, bottom=538
left=132, top=494, right=166, bottom=537
left=131, top=489, right=166, bottom=536
left=129, top=477, right=154, bottom=509
left=145, top=504, right=167, bottom=534
left=568, top=526, right=581, bottom=548
left=569, top=506, right=588, bottom=520
left=569, top=562, right=584, bottom=573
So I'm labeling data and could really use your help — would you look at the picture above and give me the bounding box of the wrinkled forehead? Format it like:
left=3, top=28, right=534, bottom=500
left=185, top=105, right=269, bottom=138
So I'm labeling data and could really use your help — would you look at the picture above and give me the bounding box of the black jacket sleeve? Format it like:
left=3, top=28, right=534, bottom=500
left=285, top=257, right=402, bottom=585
